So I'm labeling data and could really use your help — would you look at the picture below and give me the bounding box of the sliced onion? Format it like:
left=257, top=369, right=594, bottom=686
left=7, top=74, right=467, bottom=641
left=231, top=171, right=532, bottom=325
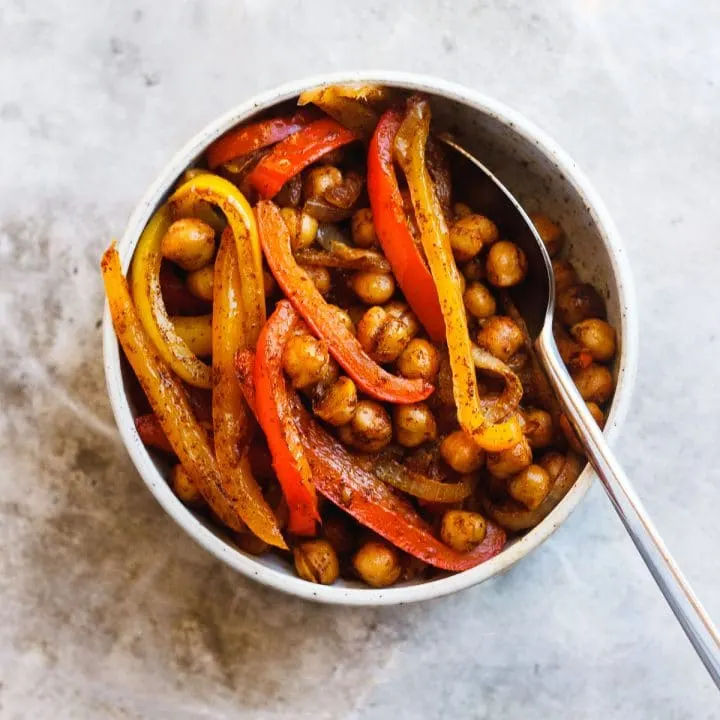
left=295, top=246, right=390, bottom=273
left=303, top=196, right=356, bottom=223
left=470, top=345, right=523, bottom=423
left=324, top=170, right=364, bottom=209
left=426, top=138, right=452, bottom=216
left=373, top=458, right=475, bottom=503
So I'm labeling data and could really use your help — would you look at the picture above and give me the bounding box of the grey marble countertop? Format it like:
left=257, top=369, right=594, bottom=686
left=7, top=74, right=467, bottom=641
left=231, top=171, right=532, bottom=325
left=1, top=1, right=719, bottom=718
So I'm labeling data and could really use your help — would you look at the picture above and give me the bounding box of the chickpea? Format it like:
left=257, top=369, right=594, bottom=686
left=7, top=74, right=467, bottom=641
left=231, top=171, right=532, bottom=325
left=463, top=282, right=497, bottom=320
left=539, top=450, right=565, bottom=480
left=349, top=271, right=396, bottom=305
left=328, top=304, right=355, bottom=335
left=236, top=533, right=270, bottom=556
left=476, top=316, right=524, bottom=363
left=486, top=240, right=528, bottom=287
left=570, top=318, right=616, bottom=363
left=559, top=401, right=605, bottom=453
left=338, top=400, right=392, bottom=452
left=530, top=213, right=564, bottom=257
left=352, top=540, right=401, bottom=587
left=449, top=214, right=499, bottom=262
left=571, top=363, right=614, bottom=404
left=314, top=376, right=358, bottom=426
left=170, top=464, right=203, bottom=506
left=521, top=407, right=554, bottom=449
left=282, top=333, right=331, bottom=389
left=294, top=539, right=340, bottom=585
left=303, top=165, right=342, bottom=200
left=161, top=218, right=215, bottom=271
left=507, top=464, right=551, bottom=510
left=357, top=304, right=418, bottom=364
left=263, top=268, right=277, bottom=298
left=351, top=208, right=378, bottom=248
left=301, top=264, right=331, bottom=295
left=487, top=436, right=533, bottom=479
left=280, top=207, right=319, bottom=251
left=397, top=338, right=440, bottom=382
left=453, top=202, right=473, bottom=220
left=556, top=283, right=606, bottom=327
left=462, top=257, right=486, bottom=282
left=552, top=258, right=579, bottom=293
left=440, top=430, right=485, bottom=474
left=186, top=264, right=215, bottom=301
left=440, top=510, right=487, bottom=552
left=393, top=403, right=437, bottom=448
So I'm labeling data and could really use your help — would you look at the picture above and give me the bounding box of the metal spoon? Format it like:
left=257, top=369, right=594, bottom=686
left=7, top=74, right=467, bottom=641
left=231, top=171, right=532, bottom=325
left=440, top=135, right=720, bottom=686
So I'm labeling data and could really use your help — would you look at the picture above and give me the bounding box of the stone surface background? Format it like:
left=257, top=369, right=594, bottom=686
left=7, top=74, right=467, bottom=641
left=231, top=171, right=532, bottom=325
left=1, top=1, right=718, bottom=717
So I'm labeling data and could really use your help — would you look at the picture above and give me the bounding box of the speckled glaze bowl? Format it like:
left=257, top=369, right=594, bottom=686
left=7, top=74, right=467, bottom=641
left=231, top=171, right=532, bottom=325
left=103, top=72, right=638, bottom=605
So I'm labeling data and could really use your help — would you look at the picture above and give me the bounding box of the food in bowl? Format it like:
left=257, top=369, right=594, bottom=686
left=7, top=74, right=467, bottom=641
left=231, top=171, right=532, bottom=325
left=101, top=85, right=618, bottom=588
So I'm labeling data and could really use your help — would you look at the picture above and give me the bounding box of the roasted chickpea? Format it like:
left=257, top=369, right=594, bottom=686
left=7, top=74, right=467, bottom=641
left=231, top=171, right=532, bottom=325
left=507, top=464, right=551, bottom=510
left=559, top=401, right=605, bottom=453
left=486, top=240, right=528, bottom=287
left=521, top=407, right=554, bottom=449
left=294, top=539, right=340, bottom=585
left=282, top=333, right=331, bottom=389
left=449, top=214, right=499, bottom=262
left=236, top=533, right=270, bottom=556
left=351, top=208, right=378, bottom=248
left=349, top=271, right=395, bottom=305
left=328, top=304, right=355, bottom=335
left=263, top=268, right=277, bottom=298
left=338, top=400, right=392, bottom=452
left=453, top=202, right=473, bottom=220
left=353, top=540, right=402, bottom=587
left=170, top=464, right=203, bottom=506
left=570, top=318, right=616, bottom=363
left=186, top=264, right=215, bottom=301
left=530, top=213, right=564, bottom=257
left=556, top=283, right=606, bottom=327
left=571, top=363, right=614, bottom=404
left=301, top=264, right=331, bottom=295
left=440, top=430, right=485, bottom=474
left=539, top=450, right=566, bottom=480
left=280, top=207, right=319, bottom=251
left=393, top=403, right=437, bottom=448
left=462, top=257, right=486, bottom=282
left=161, top=218, right=215, bottom=271
left=397, top=338, right=441, bottom=382
left=476, top=316, right=524, bottom=363
left=487, top=436, right=533, bottom=479
left=314, top=376, right=358, bottom=426
left=552, top=258, right=579, bottom=293
left=463, top=281, right=497, bottom=319
left=303, top=165, right=342, bottom=200
left=440, top=510, right=487, bottom=552
left=357, top=304, right=419, bottom=364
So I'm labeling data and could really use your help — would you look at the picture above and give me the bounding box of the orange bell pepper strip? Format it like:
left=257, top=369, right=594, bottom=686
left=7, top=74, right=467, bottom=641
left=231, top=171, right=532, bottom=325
left=206, top=109, right=316, bottom=169
left=256, top=201, right=433, bottom=404
left=212, top=228, right=287, bottom=547
left=235, top=347, right=506, bottom=572
left=394, top=97, right=522, bottom=452
left=367, top=109, right=445, bottom=342
left=247, top=118, right=357, bottom=199
left=101, top=244, right=286, bottom=547
left=253, top=301, right=319, bottom=536
left=135, top=414, right=174, bottom=454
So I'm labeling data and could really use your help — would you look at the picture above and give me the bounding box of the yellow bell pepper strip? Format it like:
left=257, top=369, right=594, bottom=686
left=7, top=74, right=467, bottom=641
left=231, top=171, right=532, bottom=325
left=256, top=200, right=433, bottom=404
left=394, top=97, right=522, bottom=452
left=169, top=173, right=266, bottom=344
left=172, top=314, right=213, bottom=357
left=212, top=228, right=286, bottom=547
left=298, top=86, right=379, bottom=138
left=130, top=205, right=213, bottom=388
left=102, top=244, right=286, bottom=545
left=170, top=169, right=227, bottom=234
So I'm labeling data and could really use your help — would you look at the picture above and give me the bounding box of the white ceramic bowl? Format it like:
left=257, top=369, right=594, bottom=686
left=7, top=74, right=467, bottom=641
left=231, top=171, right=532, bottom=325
left=103, top=72, right=638, bottom=605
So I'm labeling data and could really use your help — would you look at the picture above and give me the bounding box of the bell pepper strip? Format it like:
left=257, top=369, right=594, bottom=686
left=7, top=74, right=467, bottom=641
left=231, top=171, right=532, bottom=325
left=253, top=301, right=319, bottom=536
left=470, top=345, right=523, bottom=424
left=247, top=118, right=358, bottom=199
left=169, top=173, right=266, bottom=344
left=371, top=457, right=474, bottom=503
left=102, top=244, right=281, bottom=539
left=206, top=109, right=316, bottom=170
left=298, top=86, right=379, bottom=138
left=211, top=229, right=286, bottom=548
left=170, top=170, right=227, bottom=234
left=172, top=314, right=213, bottom=357
left=256, top=201, right=433, bottom=403
left=135, top=414, right=175, bottom=454
left=394, top=98, right=522, bottom=452
left=367, top=109, right=445, bottom=342
left=235, top=348, right=506, bottom=571
left=130, top=205, right=213, bottom=388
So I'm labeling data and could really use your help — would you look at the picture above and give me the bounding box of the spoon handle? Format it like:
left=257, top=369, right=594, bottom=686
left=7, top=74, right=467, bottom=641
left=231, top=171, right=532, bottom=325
left=536, top=328, right=720, bottom=686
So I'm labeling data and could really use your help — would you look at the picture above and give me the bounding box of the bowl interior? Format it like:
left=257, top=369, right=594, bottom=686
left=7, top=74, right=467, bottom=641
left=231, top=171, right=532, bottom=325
left=104, top=73, right=636, bottom=605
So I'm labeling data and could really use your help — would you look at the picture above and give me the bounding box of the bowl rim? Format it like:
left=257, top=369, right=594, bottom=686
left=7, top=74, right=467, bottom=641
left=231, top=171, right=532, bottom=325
left=103, top=70, right=638, bottom=606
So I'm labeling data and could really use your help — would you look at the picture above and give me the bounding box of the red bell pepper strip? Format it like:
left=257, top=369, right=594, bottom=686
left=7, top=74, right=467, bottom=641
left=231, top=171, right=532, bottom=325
left=135, top=414, right=174, bottom=454
left=247, top=118, right=358, bottom=199
left=254, top=301, right=319, bottom=536
left=235, top=347, right=506, bottom=572
left=256, top=201, right=433, bottom=404
left=367, top=109, right=445, bottom=342
left=206, top=109, right=316, bottom=170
